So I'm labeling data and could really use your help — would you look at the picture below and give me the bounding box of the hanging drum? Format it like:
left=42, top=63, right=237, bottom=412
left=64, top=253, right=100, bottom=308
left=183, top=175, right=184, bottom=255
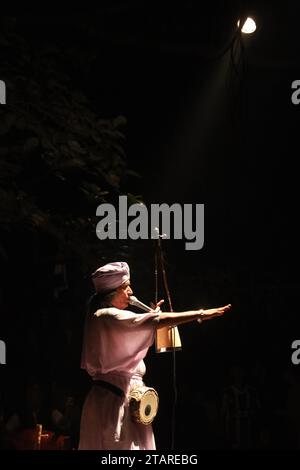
left=129, top=386, right=159, bottom=425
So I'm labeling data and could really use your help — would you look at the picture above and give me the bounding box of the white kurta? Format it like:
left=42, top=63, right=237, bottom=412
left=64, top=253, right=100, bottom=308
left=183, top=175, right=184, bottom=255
left=79, top=307, right=159, bottom=450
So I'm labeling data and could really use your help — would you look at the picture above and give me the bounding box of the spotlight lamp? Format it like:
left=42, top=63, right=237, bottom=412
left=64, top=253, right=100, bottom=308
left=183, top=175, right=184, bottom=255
left=237, top=17, right=256, bottom=34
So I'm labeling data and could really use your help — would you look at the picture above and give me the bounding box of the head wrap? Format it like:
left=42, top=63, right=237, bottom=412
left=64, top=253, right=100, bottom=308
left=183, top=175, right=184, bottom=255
left=91, top=261, right=130, bottom=294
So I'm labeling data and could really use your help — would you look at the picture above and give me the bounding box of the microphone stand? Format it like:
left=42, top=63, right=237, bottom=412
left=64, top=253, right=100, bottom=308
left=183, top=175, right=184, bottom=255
left=153, top=232, right=180, bottom=451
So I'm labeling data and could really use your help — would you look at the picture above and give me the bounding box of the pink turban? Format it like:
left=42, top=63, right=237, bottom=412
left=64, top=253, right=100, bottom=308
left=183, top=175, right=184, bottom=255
left=92, top=261, right=130, bottom=294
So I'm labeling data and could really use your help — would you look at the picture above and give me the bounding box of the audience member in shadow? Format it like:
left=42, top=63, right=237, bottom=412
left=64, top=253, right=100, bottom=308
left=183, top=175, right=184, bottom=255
left=221, top=365, right=260, bottom=449
left=51, top=382, right=81, bottom=449
left=274, top=367, right=300, bottom=449
left=3, top=376, right=52, bottom=449
left=5, top=377, right=51, bottom=434
left=250, top=362, right=276, bottom=449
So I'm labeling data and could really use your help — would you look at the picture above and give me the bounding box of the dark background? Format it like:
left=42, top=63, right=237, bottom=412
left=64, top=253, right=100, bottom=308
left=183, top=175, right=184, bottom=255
left=1, top=1, right=300, bottom=451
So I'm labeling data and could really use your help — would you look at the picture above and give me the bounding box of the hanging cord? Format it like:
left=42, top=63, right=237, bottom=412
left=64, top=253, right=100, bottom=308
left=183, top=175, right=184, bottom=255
left=155, top=236, right=178, bottom=451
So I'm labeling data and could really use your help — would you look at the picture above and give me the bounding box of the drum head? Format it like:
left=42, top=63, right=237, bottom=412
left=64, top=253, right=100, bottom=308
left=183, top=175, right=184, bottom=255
left=129, top=386, right=159, bottom=425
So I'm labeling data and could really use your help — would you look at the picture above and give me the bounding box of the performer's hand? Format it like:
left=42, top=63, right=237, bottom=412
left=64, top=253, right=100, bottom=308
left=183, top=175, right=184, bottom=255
left=200, top=304, right=231, bottom=321
left=150, top=299, right=164, bottom=313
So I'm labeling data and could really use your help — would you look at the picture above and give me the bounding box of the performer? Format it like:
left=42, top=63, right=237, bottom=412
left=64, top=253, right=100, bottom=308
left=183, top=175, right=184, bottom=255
left=79, top=261, right=231, bottom=450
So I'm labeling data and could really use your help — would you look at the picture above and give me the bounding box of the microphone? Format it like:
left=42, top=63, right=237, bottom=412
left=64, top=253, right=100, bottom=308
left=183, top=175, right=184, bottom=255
left=128, top=296, right=152, bottom=312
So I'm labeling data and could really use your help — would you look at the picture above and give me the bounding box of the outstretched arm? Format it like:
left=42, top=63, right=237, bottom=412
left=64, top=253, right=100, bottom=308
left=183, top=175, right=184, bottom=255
left=152, top=304, right=231, bottom=329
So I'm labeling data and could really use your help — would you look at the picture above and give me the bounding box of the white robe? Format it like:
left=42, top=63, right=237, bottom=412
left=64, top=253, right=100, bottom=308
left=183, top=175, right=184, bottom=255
left=79, top=307, right=159, bottom=450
